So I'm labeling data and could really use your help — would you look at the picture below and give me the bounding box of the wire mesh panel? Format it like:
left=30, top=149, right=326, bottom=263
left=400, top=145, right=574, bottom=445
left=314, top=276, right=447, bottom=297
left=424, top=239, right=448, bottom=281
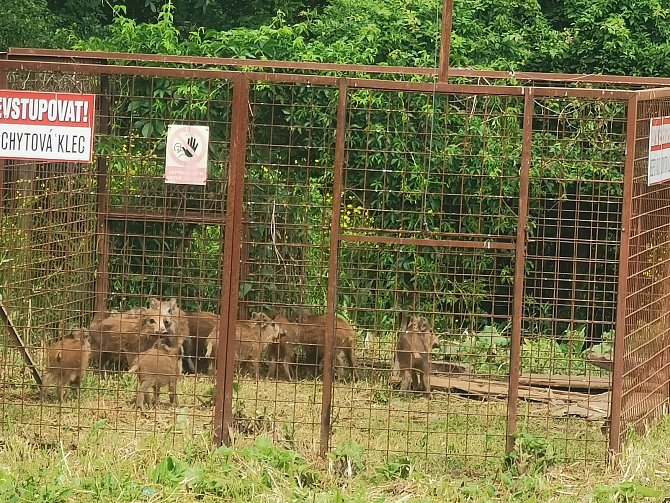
left=329, top=88, right=522, bottom=470
left=0, top=70, right=100, bottom=444
left=622, top=91, right=670, bottom=443
left=221, top=81, right=340, bottom=454
left=95, top=72, right=234, bottom=438
left=520, top=93, right=628, bottom=462
left=0, top=68, right=234, bottom=446
left=0, top=54, right=663, bottom=467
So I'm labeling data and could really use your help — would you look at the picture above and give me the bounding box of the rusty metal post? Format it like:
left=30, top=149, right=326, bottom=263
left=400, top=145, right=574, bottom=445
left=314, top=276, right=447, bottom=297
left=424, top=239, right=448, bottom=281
left=609, top=95, right=638, bottom=456
left=506, top=87, right=533, bottom=452
left=214, top=73, right=250, bottom=446
left=319, top=78, right=348, bottom=456
left=94, top=76, right=111, bottom=317
left=438, top=0, right=454, bottom=83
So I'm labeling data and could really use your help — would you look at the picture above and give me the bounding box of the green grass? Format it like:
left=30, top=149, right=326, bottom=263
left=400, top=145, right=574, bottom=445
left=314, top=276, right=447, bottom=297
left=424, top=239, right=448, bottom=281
left=0, top=408, right=667, bottom=502
left=0, top=368, right=666, bottom=501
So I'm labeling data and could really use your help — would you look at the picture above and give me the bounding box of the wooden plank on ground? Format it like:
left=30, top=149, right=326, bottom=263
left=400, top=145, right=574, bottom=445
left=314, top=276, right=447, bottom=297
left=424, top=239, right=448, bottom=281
left=517, top=373, right=611, bottom=391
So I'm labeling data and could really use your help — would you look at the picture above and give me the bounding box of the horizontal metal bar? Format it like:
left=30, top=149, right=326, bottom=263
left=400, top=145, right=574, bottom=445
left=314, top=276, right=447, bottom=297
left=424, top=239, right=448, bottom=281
left=339, top=234, right=516, bottom=249
left=0, top=59, right=635, bottom=100
left=633, top=87, right=670, bottom=101
left=8, top=47, right=436, bottom=76
left=106, top=207, right=226, bottom=225
left=9, top=47, right=670, bottom=88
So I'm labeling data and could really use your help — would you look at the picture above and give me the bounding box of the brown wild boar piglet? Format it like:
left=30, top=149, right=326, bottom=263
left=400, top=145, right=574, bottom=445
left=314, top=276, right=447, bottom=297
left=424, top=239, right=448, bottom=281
left=205, top=312, right=286, bottom=379
left=88, top=306, right=170, bottom=371
left=299, top=313, right=358, bottom=380
left=395, top=316, right=441, bottom=398
left=183, top=310, right=219, bottom=374
left=267, top=313, right=301, bottom=381
left=130, top=343, right=183, bottom=410
left=41, top=328, right=92, bottom=403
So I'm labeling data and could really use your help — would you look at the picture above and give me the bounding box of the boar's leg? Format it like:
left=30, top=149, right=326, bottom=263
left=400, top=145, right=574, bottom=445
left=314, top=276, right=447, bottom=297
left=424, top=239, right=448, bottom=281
left=169, top=379, right=178, bottom=407
left=182, top=356, right=195, bottom=374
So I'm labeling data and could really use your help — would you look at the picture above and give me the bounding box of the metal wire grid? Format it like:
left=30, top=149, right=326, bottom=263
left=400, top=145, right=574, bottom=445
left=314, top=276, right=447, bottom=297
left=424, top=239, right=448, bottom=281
left=520, top=95, right=628, bottom=461
left=0, top=56, right=667, bottom=466
left=621, top=92, right=670, bottom=446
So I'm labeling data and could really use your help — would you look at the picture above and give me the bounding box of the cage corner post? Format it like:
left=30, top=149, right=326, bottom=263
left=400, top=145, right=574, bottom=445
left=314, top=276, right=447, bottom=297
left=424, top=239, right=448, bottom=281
left=505, top=86, right=533, bottom=452
left=214, top=73, right=250, bottom=447
left=608, top=93, right=639, bottom=458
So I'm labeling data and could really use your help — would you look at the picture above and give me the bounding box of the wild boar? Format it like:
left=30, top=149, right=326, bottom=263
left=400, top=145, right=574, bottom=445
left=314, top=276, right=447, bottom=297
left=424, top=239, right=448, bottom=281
left=205, top=312, right=286, bottom=379
left=298, top=313, right=358, bottom=380
left=267, top=313, right=301, bottom=381
left=130, top=343, right=183, bottom=410
left=395, top=316, right=441, bottom=398
left=41, top=329, right=91, bottom=403
left=88, top=307, right=169, bottom=371
left=183, top=310, right=219, bottom=374
left=148, top=299, right=191, bottom=370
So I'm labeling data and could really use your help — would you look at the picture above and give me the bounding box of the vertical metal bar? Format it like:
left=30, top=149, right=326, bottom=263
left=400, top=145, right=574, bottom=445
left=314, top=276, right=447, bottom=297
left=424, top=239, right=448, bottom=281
left=94, top=76, right=111, bottom=316
left=238, top=211, right=251, bottom=321
left=319, top=78, right=348, bottom=456
left=609, top=95, right=638, bottom=456
left=438, top=0, right=454, bottom=83
left=506, top=87, right=533, bottom=452
left=214, top=74, right=250, bottom=446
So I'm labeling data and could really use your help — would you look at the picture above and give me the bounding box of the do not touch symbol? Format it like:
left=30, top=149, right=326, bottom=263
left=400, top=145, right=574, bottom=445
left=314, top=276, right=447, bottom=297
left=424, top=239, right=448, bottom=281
left=174, top=135, right=199, bottom=159
left=165, top=125, right=210, bottom=186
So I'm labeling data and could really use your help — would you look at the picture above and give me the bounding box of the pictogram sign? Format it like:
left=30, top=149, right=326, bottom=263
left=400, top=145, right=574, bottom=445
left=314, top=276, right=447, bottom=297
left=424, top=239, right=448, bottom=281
left=165, top=125, right=209, bottom=185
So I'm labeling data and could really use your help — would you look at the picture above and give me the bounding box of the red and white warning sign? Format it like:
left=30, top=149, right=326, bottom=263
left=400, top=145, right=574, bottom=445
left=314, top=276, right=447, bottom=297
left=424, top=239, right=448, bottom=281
left=0, top=90, right=95, bottom=163
left=165, top=125, right=209, bottom=185
left=649, top=116, right=670, bottom=185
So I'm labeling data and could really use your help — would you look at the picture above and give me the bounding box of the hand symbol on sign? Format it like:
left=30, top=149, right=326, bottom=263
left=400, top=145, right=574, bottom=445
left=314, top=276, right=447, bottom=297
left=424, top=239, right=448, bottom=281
left=183, top=136, right=198, bottom=158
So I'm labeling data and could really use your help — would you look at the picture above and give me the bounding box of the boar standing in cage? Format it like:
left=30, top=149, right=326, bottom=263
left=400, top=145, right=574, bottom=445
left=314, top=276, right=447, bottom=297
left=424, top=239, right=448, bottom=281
left=395, top=316, right=441, bottom=399
left=87, top=298, right=177, bottom=371
left=40, top=328, right=92, bottom=403
left=205, top=312, right=286, bottom=379
left=297, top=312, right=358, bottom=381
left=130, top=342, right=183, bottom=410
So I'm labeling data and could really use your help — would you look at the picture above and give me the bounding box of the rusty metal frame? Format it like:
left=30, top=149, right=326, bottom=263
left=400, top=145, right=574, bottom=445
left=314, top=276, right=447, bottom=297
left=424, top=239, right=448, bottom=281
left=505, top=87, right=533, bottom=451
left=438, top=0, right=454, bottom=82
left=0, top=50, right=664, bottom=462
left=609, top=94, right=638, bottom=455
left=12, top=47, right=670, bottom=89
left=214, top=73, right=250, bottom=445
left=0, top=59, right=641, bottom=101
left=319, top=78, right=349, bottom=456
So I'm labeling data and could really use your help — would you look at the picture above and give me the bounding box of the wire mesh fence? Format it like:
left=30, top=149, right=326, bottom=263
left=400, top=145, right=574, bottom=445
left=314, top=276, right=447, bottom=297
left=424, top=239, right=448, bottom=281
left=0, top=52, right=667, bottom=469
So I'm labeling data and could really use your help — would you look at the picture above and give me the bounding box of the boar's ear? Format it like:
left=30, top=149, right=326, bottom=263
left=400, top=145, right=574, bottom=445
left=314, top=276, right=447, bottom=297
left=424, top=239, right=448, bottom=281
left=168, top=298, right=178, bottom=310
left=250, top=312, right=260, bottom=321
left=149, top=298, right=160, bottom=309
left=257, top=313, right=271, bottom=323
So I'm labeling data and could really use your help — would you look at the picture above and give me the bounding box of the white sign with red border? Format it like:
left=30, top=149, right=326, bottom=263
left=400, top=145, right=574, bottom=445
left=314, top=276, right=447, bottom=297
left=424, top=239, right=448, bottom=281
left=649, top=116, right=670, bottom=185
left=0, top=90, right=95, bottom=163
left=165, top=124, right=209, bottom=185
